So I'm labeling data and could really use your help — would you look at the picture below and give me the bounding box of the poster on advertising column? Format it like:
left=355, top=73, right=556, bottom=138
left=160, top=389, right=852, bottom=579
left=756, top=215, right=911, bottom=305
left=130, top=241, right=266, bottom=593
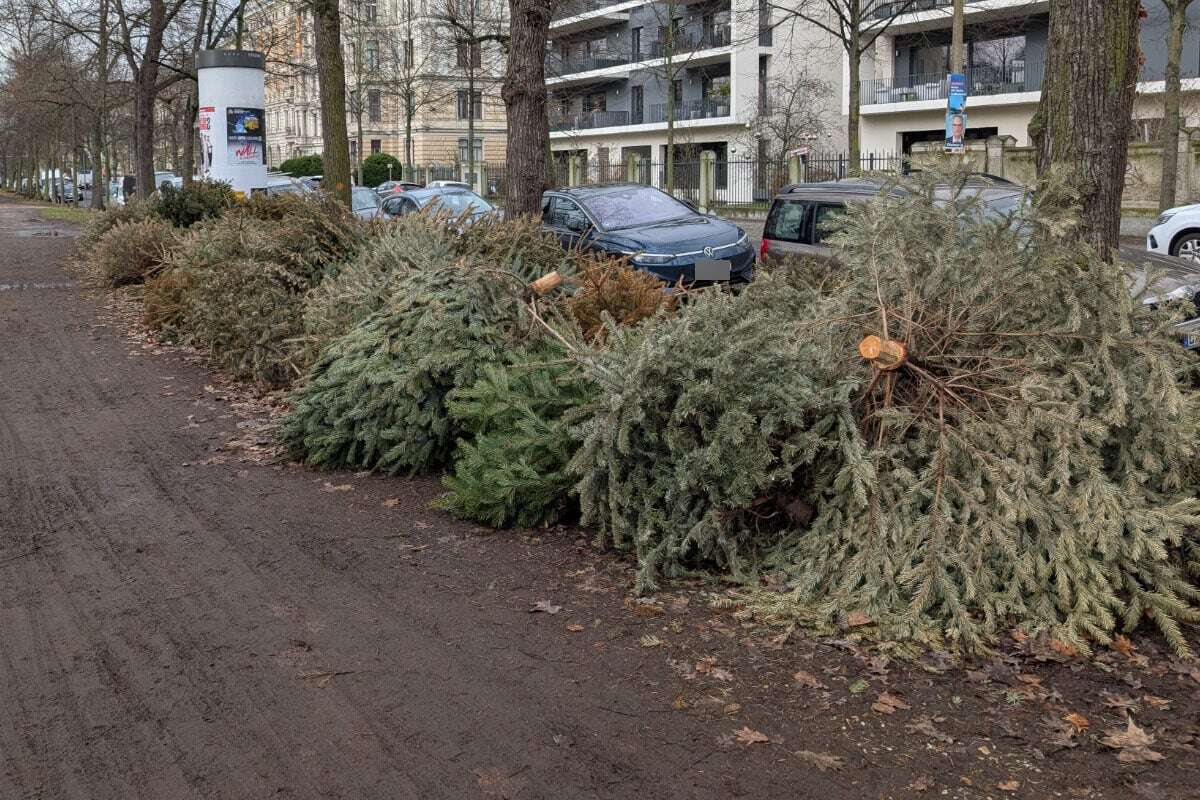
left=198, top=106, right=215, bottom=175
left=226, top=107, right=265, bottom=165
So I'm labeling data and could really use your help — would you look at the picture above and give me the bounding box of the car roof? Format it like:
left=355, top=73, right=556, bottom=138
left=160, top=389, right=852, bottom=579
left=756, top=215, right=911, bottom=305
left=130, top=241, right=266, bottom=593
left=549, top=182, right=656, bottom=199
left=403, top=186, right=477, bottom=201
left=775, top=176, right=1021, bottom=201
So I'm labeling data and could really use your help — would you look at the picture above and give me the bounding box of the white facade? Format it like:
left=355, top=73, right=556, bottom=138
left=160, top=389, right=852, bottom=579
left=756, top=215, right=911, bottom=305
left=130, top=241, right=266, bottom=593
left=851, top=0, right=1200, bottom=156
left=545, top=0, right=844, bottom=176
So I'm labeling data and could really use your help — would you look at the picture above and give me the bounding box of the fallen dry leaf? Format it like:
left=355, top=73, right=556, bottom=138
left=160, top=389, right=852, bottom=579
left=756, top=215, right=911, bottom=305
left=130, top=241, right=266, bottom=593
left=871, top=692, right=911, bottom=715
left=1063, top=712, right=1091, bottom=733
left=1101, top=692, right=1140, bottom=713
left=381, top=498, right=400, bottom=508
left=734, top=726, right=769, bottom=745
left=793, top=670, right=828, bottom=690
left=709, top=667, right=734, bottom=682
left=626, top=597, right=666, bottom=617
left=1112, top=635, right=1137, bottom=658
left=530, top=600, right=562, bottom=615
left=321, top=482, right=353, bottom=492
left=565, top=623, right=584, bottom=632
left=846, top=611, right=871, bottom=627
left=795, top=750, right=843, bottom=771
left=997, top=779, right=1020, bottom=792
left=639, top=635, right=665, bottom=648
left=1102, top=717, right=1164, bottom=764
left=1142, top=695, right=1172, bottom=710
left=908, top=775, right=934, bottom=792
left=906, top=716, right=954, bottom=745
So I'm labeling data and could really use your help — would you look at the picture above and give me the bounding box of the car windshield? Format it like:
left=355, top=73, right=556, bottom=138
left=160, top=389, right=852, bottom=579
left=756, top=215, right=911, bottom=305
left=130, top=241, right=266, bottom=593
left=352, top=188, right=378, bottom=210
left=425, top=191, right=493, bottom=215
left=579, top=186, right=695, bottom=230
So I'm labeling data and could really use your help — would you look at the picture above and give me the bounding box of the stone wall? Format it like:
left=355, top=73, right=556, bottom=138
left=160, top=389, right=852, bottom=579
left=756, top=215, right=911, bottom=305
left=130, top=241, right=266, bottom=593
left=911, top=133, right=1200, bottom=209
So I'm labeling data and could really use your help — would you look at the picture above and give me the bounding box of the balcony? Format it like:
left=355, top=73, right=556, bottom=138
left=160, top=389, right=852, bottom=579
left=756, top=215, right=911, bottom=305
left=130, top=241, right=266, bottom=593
left=548, top=27, right=733, bottom=80
left=647, top=97, right=731, bottom=123
left=551, top=110, right=631, bottom=131
left=861, top=61, right=1044, bottom=106
left=549, top=97, right=730, bottom=133
left=552, top=0, right=622, bottom=19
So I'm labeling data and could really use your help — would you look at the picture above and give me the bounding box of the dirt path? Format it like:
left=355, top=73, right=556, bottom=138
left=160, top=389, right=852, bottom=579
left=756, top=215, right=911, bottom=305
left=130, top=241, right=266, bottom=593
left=2, top=197, right=1198, bottom=800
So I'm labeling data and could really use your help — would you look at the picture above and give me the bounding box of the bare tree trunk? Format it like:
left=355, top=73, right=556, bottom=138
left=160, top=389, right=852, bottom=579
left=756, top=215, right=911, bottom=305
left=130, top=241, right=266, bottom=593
left=467, top=65, right=476, bottom=186
left=1159, top=0, right=1192, bottom=211
left=1031, top=0, right=1141, bottom=260
left=502, top=0, right=553, bottom=216
left=92, top=0, right=109, bottom=208
left=356, top=110, right=364, bottom=184
left=181, top=89, right=198, bottom=186
left=405, top=105, right=413, bottom=177
left=313, top=0, right=353, bottom=205
left=847, top=22, right=861, bottom=174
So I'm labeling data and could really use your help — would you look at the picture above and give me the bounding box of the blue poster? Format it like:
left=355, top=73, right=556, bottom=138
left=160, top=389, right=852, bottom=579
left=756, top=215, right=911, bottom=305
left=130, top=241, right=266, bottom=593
left=948, top=72, right=967, bottom=113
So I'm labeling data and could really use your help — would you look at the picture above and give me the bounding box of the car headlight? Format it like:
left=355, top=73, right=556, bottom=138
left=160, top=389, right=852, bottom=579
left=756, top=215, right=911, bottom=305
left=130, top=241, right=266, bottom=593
left=1155, top=212, right=1176, bottom=227
left=632, top=252, right=675, bottom=265
left=735, top=232, right=748, bottom=247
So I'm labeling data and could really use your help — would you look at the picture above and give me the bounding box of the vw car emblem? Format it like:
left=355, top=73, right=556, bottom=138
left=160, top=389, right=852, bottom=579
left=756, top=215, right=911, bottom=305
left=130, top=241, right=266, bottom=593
left=703, top=246, right=715, bottom=257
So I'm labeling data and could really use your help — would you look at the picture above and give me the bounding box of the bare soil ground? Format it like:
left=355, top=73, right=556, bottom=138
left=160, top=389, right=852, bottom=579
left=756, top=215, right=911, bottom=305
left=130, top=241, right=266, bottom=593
left=1, top=195, right=1198, bottom=800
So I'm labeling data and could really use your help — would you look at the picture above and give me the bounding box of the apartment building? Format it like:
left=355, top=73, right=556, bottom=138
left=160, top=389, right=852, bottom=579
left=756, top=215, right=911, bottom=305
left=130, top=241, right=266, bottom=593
left=545, top=0, right=844, bottom=176
left=248, top=0, right=508, bottom=171
left=854, top=0, right=1200, bottom=154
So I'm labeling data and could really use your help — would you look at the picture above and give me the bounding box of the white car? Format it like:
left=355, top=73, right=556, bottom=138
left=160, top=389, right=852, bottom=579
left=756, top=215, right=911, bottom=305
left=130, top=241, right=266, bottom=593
left=1147, top=203, right=1200, bottom=263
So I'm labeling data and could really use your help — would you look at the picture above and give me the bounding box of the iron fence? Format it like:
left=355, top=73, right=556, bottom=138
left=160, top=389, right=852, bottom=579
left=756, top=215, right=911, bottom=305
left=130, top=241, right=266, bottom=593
left=398, top=151, right=905, bottom=211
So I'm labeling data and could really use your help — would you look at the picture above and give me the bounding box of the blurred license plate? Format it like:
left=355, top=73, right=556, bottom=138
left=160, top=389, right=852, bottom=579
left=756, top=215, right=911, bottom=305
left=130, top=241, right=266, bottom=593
left=695, top=259, right=731, bottom=281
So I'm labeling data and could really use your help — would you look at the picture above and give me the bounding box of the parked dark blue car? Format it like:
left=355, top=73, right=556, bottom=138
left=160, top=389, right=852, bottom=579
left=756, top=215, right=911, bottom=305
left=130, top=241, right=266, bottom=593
left=541, top=184, right=755, bottom=284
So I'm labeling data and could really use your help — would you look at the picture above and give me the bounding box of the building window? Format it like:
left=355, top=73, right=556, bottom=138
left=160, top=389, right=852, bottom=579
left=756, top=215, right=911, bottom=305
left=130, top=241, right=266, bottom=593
left=456, top=89, right=483, bottom=119
left=403, top=38, right=414, bottom=67
left=366, top=39, right=379, bottom=70
left=582, top=91, right=606, bottom=113
left=671, top=79, right=683, bottom=105
left=371, top=138, right=382, bottom=154
left=631, top=27, right=641, bottom=58
left=368, top=89, right=382, bottom=122
left=456, top=40, right=482, bottom=68
left=458, top=137, right=483, bottom=162
left=364, top=0, right=377, bottom=22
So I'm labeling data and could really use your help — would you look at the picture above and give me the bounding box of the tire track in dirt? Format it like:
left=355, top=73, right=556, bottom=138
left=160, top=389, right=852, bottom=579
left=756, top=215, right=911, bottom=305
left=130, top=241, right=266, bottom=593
left=0, top=203, right=709, bottom=800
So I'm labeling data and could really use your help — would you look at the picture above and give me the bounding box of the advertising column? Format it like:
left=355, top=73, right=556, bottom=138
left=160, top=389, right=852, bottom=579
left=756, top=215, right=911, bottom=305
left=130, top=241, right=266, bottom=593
left=196, top=49, right=268, bottom=196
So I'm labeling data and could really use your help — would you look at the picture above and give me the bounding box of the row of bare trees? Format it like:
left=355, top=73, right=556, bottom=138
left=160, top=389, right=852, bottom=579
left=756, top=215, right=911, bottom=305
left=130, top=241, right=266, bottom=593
left=1, top=0, right=1189, bottom=253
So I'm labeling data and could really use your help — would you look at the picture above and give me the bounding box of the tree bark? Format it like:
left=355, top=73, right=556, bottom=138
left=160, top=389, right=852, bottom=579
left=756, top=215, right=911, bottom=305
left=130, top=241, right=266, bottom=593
left=1159, top=0, right=1192, bottom=211
left=847, top=20, right=861, bottom=175
left=181, top=89, right=198, bottom=186
left=92, top=0, right=110, bottom=209
left=313, top=0, right=353, bottom=205
left=1031, top=0, right=1141, bottom=260
left=132, top=0, right=170, bottom=195
left=502, top=0, right=554, bottom=217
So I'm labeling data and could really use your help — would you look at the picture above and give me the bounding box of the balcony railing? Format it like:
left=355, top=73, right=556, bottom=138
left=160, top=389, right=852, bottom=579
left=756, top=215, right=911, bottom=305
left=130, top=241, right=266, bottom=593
left=647, top=97, right=731, bottom=123
left=861, top=61, right=1044, bottom=105
left=552, top=0, right=623, bottom=21
left=551, top=110, right=630, bottom=131
left=548, top=27, right=733, bottom=77
left=549, top=97, right=730, bottom=131
left=869, top=0, right=984, bottom=20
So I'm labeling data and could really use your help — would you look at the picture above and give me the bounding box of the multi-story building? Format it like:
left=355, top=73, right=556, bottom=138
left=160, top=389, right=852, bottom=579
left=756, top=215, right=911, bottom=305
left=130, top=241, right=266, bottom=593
left=544, top=0, right=845, bottom=177
left=854, top=0, right=1200, bottom=154
left=248, top=0, right=508, bottom=171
